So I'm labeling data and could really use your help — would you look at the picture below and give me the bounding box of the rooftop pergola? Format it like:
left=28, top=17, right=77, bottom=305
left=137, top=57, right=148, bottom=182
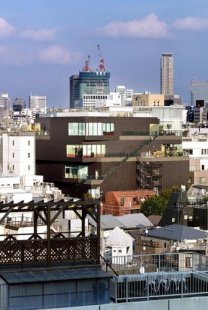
left=0, top=199, right=100, bottom=269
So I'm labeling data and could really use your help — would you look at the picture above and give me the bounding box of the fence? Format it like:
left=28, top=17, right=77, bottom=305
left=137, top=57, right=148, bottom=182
left=101, top=252, right=207, bottom=275
left=110, top=270, right=208, bottom=302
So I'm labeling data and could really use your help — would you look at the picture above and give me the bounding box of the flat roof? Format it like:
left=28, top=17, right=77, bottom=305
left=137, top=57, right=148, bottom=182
left=0, top=267, right=111, bottom=284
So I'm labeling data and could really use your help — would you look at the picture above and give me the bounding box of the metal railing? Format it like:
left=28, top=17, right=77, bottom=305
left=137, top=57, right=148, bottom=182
left=110, top=270, right=208, bottom=302
left=101, top=252, right=207, bottom=276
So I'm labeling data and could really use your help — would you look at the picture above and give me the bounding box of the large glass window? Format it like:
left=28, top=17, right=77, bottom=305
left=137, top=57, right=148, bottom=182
left=83, top=144, right=106, bottom=158
left=65, top=165, right=88, bottom=179
left=68, top=122, right=114, bottom=136
left=66, top=145, right=83, bottom=158
left=66, top=144, right=106, bottom=158
left=68, top=123, right=85, bottom=135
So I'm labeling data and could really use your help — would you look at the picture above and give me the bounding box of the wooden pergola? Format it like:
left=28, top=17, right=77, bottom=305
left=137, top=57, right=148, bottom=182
left=0, top=199, right=100, bottom=269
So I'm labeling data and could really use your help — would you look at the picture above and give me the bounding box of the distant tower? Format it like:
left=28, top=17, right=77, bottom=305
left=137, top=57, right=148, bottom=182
left=160, top=53, right=174, bottom=95
left=69, top=46, right=110, bottom=109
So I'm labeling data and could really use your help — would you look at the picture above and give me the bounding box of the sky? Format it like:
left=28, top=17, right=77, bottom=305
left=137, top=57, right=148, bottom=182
left=0, top=0, right=208, bottom=107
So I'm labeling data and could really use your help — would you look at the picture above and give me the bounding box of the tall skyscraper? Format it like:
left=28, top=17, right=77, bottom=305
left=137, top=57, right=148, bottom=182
left=160, top=53, right=174, bottom=95
left=69, top=47, right=110, bottom=109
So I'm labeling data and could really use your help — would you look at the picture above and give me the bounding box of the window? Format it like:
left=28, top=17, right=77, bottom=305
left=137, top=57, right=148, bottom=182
left=28, top=165, right=30, bottom=171
left=12, top=140, right=14, bottom=146
left=68, top=122, right=114, bottom=136
left=12, top=153, right=14, bottom=158
left=65, top=165, right=88, bottom=179
left=28, top=153, right=30, bottom=158
left=185, top=149, right=193, bottom=155
left=28, top=140, right=30, bottom=146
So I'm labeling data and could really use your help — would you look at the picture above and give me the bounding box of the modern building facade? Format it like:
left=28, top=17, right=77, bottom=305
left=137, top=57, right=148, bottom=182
left=115, top=86, right=134, bottom=106
left=132, top=92, right=164, bottom=107
left=69, top=54, right=110, bottom=109
left=191, top=80, right=208, bottom=107
left=35, top=115, right=189, bottom=199
left=29, top=95, right=47, bottom=114
left=0, top=133, right=35, bottom=176
left=160, top=53, right=174, bottom=95
left=69, top=74, right=80, bottom=108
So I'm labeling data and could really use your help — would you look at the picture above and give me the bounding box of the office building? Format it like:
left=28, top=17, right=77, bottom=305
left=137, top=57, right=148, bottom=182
left=160, top=53, right=174, bottom=95
left=132, top=92, right=164, bottom=107
left=69, top=74, right=80, bottom=108
left=115, top=86, right=134, bottom=106
left=29, top=95, right=47, bottom=114
left=35, top=114, right=189, bottom=199
left=191, top=80, right=208, bottom=106
left=69, top=51, right=110, bottom=109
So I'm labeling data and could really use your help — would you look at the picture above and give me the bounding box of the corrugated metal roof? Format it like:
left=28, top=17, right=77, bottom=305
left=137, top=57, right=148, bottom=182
left=0, top=267, right=111, bottom=284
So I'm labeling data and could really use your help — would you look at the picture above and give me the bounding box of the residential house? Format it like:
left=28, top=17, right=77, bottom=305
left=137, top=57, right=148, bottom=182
left=102, top=190, right=156, bottom=215
left=103, top=226, right=134, bottom=263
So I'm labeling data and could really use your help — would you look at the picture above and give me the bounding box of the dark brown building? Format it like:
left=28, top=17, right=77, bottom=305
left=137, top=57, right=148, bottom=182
left=35, top=115, right=189, bottom=199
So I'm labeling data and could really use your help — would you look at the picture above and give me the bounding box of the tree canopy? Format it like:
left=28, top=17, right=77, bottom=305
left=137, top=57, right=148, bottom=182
left=141, top=186, right=180, bottom=217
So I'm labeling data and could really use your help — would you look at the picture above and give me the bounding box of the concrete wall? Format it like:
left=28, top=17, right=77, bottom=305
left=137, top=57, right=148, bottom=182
left=44, top=296, right=208, bottom=310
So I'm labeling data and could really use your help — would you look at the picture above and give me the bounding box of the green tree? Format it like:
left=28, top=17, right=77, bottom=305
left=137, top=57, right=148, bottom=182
left=141, top=195, right=167, bottom=217
left=141, top=186, right=181, bottom=217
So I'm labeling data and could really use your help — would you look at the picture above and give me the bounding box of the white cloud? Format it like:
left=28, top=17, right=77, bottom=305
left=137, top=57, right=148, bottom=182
left=97, top=14, right=169, bottom=38
left=0, top=17, right=15, bottom=37
left=0, top=45, right=35, bottom=64
left=38, top=45, right=81, bottom=64
left=20, top=29, right=56, bottom=41
left=174, top=16, right=208, bottom=30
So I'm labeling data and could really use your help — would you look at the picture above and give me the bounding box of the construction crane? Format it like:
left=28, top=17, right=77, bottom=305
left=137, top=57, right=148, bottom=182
left=82, top=55, right=92, bottom=72
left=97, top=44, right=105, bottom=72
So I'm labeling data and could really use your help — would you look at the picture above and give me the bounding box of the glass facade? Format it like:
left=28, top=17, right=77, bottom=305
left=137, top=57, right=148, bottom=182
left=68, top=122, right=114, bottom=136
left=65, top=165, right=88, bottom=179
left=66, top=144, right=106, bottom=158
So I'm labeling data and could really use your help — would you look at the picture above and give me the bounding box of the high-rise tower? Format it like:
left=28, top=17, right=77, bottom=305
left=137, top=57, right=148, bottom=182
left=160, top=53, right=174, bottom=95
left=69, top=46, right=110, bottom=109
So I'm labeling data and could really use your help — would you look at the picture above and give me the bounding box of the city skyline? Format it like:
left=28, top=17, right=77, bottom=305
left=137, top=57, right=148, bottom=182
left=0, top=0, right=208, bottom=106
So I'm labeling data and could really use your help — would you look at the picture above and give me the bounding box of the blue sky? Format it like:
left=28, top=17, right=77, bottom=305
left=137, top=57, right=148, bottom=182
left=0, top=0, right=208, bottom=107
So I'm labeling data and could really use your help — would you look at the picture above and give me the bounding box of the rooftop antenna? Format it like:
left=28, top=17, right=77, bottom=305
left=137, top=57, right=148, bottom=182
left=97, top=44, right=105, bottom=72
left=82, top=55, right=92, bottom=72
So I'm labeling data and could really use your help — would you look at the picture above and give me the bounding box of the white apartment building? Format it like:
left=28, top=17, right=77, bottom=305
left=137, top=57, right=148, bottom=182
left=83, top=92, right=121, bottom=109
left=0, top=133, right=35, bottom=176
left=182, top=128, right=208, bottom=185
left=115, top=86, right=134, bottom=106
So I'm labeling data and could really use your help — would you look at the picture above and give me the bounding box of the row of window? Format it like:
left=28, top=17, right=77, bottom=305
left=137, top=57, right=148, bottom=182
left=185, top=149, right=208, bottom=155
left=83, top=95, right=108, bottom=100
left=68, top=122, right=114, bottom=136
left=66, top=144, right=106, bottom=158
left=8, top=164, right=31, bottom=171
